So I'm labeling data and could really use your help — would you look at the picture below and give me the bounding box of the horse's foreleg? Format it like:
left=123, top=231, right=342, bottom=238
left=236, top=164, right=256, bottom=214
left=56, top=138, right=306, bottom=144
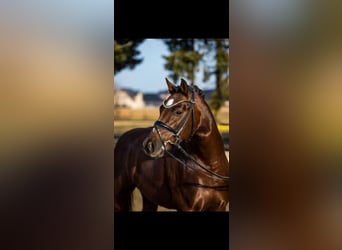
left=142, top=195, right=158, bottom=211
left=114, top=178, right=135, bottom=211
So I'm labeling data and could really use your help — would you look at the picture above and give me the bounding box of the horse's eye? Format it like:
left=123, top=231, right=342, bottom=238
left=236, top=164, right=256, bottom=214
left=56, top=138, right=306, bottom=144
left=174, top=110, right=183, bottom=116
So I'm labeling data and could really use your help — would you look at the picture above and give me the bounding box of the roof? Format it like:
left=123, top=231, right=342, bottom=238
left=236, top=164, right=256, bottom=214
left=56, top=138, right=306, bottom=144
left=143, top=93, right=162, bottom=103
left=114, top=88, right=140, bottom=99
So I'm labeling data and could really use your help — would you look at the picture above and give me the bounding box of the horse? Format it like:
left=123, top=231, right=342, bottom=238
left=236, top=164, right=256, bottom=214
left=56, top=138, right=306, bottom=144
left=114, top=78, right=229, bottom=211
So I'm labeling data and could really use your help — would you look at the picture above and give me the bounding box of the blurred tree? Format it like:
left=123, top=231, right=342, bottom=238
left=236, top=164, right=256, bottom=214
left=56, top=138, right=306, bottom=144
left=163, top=39, right=203, bottom=84
left=114, top=39, right=144, bottom=75
left=202, top=39, right=229, bottom=117
left=163, top=38, right=229, bottom=117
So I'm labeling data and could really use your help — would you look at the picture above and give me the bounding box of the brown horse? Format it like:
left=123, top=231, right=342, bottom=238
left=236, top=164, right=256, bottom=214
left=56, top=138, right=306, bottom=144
left=114, top=78, right=229, bottom=211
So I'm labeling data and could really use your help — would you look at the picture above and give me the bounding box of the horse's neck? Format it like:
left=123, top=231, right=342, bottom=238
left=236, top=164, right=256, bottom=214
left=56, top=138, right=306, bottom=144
left=187, top=102, right=228, bottom=170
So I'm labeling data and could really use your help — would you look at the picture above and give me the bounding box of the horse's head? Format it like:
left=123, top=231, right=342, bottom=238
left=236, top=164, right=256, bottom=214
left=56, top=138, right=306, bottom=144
left=143, top=78, right=198, bottom=158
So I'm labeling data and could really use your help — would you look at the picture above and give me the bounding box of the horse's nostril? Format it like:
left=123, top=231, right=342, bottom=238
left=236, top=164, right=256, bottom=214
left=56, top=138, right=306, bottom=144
left=147, top=141, right=154, bottom=153
left=143, top=139, right=154, bottom=154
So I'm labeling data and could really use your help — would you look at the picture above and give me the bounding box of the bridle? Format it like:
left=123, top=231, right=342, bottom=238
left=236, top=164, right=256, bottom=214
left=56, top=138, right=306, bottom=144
left=153, top=86, right=229, bottom=182
left=154, top=87, right=195, bottom=145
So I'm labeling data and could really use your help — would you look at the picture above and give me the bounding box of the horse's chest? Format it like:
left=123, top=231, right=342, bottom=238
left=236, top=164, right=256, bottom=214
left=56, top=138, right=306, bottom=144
left=179, top=186, right=227, bottom=211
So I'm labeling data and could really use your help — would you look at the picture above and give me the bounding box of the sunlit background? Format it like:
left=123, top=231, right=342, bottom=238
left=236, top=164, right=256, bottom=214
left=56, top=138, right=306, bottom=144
left=231, top=0, right=342, bottom=249
left=0, top=1, right=113, bottom=249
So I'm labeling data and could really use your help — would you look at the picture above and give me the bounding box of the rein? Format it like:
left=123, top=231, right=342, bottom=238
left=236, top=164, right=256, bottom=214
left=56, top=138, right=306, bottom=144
left=153, top=86, right=230, bottom=182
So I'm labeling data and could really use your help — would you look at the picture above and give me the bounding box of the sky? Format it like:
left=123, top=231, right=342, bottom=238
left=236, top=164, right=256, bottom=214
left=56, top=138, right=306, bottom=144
left=114, top=39, right=215, bottom=93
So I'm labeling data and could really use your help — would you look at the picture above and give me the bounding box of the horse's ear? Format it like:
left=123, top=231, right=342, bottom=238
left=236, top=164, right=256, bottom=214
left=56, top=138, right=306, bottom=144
left=165, top=78, right=176, bottom=93
left=180, top=78, right=189, bottom=96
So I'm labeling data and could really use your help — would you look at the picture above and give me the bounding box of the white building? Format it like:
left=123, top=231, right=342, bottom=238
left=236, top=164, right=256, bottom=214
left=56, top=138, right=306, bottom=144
left=114, top=89, right=145, bottom=108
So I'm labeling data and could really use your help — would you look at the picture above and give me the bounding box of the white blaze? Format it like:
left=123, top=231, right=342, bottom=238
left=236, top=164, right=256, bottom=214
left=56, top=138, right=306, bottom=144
left=166, top=98, right=174, bottom=106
